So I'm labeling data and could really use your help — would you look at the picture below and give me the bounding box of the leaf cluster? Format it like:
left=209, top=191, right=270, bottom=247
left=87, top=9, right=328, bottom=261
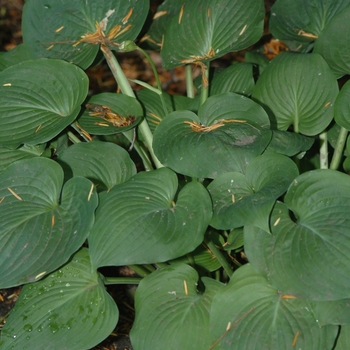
left=1, top=0, right=350, bottom=349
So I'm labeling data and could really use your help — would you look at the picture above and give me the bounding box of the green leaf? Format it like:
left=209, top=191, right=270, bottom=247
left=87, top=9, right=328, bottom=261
left=58, top=141, right=136, bottom=191
left=130, top=264, right=223, bottom=350
left=136, top=88, right=185, bottom=133
left=252, top=52, right=338, bottom=135
left=161, top=0, right=264, bottom=69
left=335, top=326, right=350, bottom=350
left=245, top=170, right=350, bottom=300
left=0, top=59, right=88, bottom=148
left=22, top=0, right=149, bottom=69
left=314, top=5, right=350, bottom=78
left=309, top=299, right=350, bottom=326
left=209, top=264, right=338, bottom=349
left=153, top=93, right=271, bottom=178
left=269, top=0, right=349, bottom=49
left=264, top=130, right=314, bottom=156
left=0, top=248, right=118, bottom=350
left=245, top=51, right=270, bottom=74
left=210, top=63, right=255, bottom=97
left=89, top=167, right=212, bottom=268
left=208, top=153, right=299, bottom=231
left=144, top=0, right=184, bottom=49
left=0, top=44, right=36, bottom=71
left=0, top=146, right=37, bottom=173
left=344, top=136, right=350, bottom=173
left=169, top=244, right=222, bottom=272
left=225, top=228, right=244, bottom=251
left=0, top=158, right=98, bottom=288
left=78, top=92, right=143, bottom=135
left=335, top=80, right=350, bottom=131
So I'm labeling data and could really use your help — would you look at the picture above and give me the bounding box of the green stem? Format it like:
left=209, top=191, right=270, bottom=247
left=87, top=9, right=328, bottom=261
left=70, top=123, right=90, bottom=142
left=199, top=62, right=210, bottom=106
left=185, top=253, right=196, bottom=266
left=185, top=64, right=195, bottom=99
left=319, top=131, right=328, bottom=169
left=67, top=131, right=81, bottom=144
left=100, top=45, right=163, bottom=169
left=137, top=47, right=168, bottom=116
left=204, top=235, right=232, bottom=278
left=103, top=277, right=142, bottom=285
left=330, top=126, right=348, bottom=170
left=101, top=45, right=135, bottom=97
left=128, top=264, right=153, bottom=278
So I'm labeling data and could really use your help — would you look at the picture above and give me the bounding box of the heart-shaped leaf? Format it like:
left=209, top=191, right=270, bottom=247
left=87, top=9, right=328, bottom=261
left=153, top=93, right=271, bottom=178
left=0, top=158, right=98, bottom=288
left=334, top=80, right=350, bottom=131
left=269, top=0, right=349, bottom=49
left=88, top=167, right=212, bottom=269
left=245, top=170, right=350, bottom=300
left=314, top=5, right=350, bottom=78
left=264, top=130, right=314, bottom=156
left=78, top=93, right=143, bottom=135
left=22, top=0, right=149, bottom=69
left=209, top=264, right=338, bottom=349
left=58, top=141, right=136, bottom=191
left=0, top=59, right=88, bottom=148
left=252, top=52, right=339, bottom=135
left=208, top=153, right=299, bottom=231
left=210, top=63, right=255, bottom=97
left=0, top=248, right=118, bottom=350
left=130, top=264, right=223, bottom=350
left=161, top=0, right=264, bottom=69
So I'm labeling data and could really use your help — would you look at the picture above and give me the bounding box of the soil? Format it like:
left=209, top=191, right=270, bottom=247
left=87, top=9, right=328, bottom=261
left=0, top=1, right=281, bottom=349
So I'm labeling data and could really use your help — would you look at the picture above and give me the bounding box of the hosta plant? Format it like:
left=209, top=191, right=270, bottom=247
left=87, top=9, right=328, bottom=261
left=1, top=0, right=350, bottom=349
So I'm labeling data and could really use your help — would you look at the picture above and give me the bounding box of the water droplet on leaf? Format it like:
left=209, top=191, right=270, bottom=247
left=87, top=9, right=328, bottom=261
left=23, top=324, right=33, bottom=332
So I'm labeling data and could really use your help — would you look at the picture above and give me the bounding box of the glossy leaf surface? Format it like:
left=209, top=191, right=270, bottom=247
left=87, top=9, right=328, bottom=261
left=0, top=158, right=98, bottom=288
left=130, top=264, right=223, bottom=350
left=89, top=168, right=212, bottom=268
left=153, top=93, right=271, bottom=178
left=314, top=5, right=350, bottom=77
left=264, top=130, right=314, bottom=156
left=0, top=248, right=118, bottom=350
left=245, top=170, right=350, bottom=300
left=22, top=0, right=149, bottom=69
left=269, top=0, right=349, bottom=48
left=208, top=153, right=298, bottom=231
left=210, top=63, right=255, bottom=97
left=253, top=53, right=338, bottom=135
left=334, top=80, right=350, bottom=131
left=58, top=141, right=136, bottom=191
left=0, top=59, right=88, bottom=148
left=209, top=264, right=338, bottom=349
left=0, top=147, right=37, bottom=173
left=161, top=0, right=264, bottom=69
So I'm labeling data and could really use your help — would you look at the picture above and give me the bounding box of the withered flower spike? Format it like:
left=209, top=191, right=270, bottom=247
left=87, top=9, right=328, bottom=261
left=184, top=118, right=247, bottom=132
